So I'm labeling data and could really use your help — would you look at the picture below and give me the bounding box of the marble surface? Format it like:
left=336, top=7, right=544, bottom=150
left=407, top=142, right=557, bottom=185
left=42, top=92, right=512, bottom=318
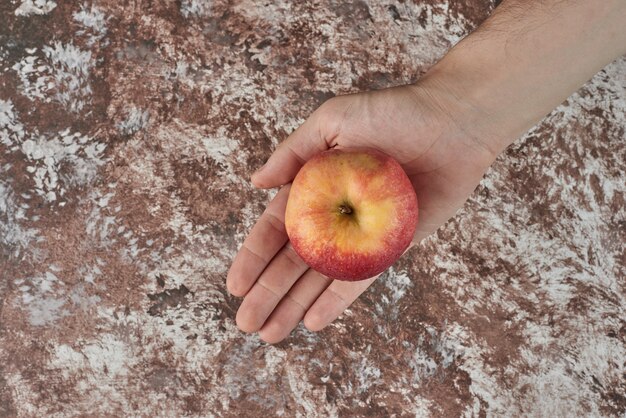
left=1, top=0, right=625, bottom=416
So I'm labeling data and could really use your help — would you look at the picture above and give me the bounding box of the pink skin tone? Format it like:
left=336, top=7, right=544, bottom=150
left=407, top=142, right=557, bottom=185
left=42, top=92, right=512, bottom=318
left=227, top=0, right=626, bottom=343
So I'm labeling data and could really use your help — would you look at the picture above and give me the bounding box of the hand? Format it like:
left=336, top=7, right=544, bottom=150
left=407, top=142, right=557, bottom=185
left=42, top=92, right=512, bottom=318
left=226, top=81, right=496, bottom=343
left=225, top=0, right=626, bottom=344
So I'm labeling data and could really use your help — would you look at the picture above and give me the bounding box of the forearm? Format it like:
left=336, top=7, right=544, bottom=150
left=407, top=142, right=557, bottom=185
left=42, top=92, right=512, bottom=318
left=421, top=0, right=626, bottom=157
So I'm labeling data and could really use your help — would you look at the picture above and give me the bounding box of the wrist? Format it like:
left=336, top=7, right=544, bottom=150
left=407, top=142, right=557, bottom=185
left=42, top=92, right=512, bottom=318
left=404, top=77, right=503, bottom=175
left=407, top=64, right=511, bottom=169
left=419, top=51, right=520, bottom=157
left=414, top=0, right=626, bottom=162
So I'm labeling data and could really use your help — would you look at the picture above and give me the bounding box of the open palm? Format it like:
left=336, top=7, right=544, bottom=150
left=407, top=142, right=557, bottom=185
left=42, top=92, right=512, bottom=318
left=227, top=84, right=495, bottom=343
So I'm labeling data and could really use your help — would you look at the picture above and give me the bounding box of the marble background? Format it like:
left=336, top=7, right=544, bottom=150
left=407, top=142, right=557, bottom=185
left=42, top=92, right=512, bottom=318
left=1, top=0, right=625, bottom=416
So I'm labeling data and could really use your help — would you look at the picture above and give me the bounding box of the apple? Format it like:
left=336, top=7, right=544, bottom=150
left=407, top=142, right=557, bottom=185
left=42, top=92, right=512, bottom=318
left=285, top=148, right=418, bottom=281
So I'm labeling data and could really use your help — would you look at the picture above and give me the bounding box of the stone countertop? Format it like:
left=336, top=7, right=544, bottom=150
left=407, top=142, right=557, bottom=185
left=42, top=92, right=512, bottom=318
left=1, top=0, right=625, bottom=416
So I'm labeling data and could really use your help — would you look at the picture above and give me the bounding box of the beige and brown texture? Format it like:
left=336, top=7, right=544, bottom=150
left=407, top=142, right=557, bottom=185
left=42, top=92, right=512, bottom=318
left=1, top=0, right=625, bottom=416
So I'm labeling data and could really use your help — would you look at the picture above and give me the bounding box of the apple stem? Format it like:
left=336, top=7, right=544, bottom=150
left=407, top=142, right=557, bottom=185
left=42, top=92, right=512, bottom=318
left=339, top=204, right=353, bottom=215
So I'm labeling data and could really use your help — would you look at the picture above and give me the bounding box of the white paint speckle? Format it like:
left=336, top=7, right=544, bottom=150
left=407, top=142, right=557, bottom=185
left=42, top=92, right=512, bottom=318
left=285, top=363, right=339, bottom=418
left=200, top=128, right=238, bottom=168
left=18, top=271, right=68, bottom=326
left=73, top=4, right=108, bottom=46
left=11, top=53, right=52, bottom=102
left=117, top=107, right=150, bottom=135
left=12, top=42, right=93, bottom=112
left=180, top=0, right=212, bottom=18
left=14, top=0, right=57, bottom=17
left=385, top=269, right=412, bottom=303
left=43, top=42, right=94, bottom=112
left=0, top=99, right=26, bottom=149
left=352, top=347, right=382, bottom=394
left=50, top=334, right=134, bottom=379
left=409, top=324, right=465, bottom=384
left=0, top=174, right=38, bottom=258
left=21, top=129, right=107, bottom=202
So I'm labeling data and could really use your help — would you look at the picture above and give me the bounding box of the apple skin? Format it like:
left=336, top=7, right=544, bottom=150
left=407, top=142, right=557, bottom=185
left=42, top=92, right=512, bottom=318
left=285, top=148, right=418, bottom=281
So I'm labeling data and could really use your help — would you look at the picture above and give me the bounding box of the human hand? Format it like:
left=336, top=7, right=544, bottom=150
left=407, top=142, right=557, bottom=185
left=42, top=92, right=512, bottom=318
left=227, top=0, right=626, bottom=342
left=226, top=81, right=497, bottom=343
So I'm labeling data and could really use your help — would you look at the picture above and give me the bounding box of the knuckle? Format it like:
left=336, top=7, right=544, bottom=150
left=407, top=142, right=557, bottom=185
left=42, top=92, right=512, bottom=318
left=264, top=212, right=286, bottom=234
left=282, top=244, right=304, bottom=268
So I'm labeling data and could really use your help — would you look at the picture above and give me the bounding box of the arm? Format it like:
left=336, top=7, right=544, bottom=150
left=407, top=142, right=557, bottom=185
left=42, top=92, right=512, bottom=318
left=227, top=0, right=626, bottom=343
left=421, top=0, right=626, bottom=157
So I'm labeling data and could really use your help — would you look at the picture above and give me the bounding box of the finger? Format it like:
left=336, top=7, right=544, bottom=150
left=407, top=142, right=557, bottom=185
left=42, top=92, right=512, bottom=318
left=235, top=244, right=309, bottom=333
left=251, top=103, right=338, bottom=189
left=303, top=276, right=378, bottom=332
left=258, top=269, right=332, bottom=344
left=226, top=185, right=290, bottom=297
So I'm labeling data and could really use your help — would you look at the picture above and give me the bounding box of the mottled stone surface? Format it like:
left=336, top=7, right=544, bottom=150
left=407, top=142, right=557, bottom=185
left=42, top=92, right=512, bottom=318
left=1, top=0, right=625, bottom=416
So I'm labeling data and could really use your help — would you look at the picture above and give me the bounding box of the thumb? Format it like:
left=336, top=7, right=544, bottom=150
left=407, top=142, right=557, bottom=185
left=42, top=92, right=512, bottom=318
left=251, top=104, right=337, bottom=189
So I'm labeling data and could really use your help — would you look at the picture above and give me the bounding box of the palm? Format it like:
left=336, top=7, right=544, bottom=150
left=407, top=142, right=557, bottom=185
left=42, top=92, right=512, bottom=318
left=327, top=87, right=492, bottom=243
left=227, top=85, right=492, bottom=343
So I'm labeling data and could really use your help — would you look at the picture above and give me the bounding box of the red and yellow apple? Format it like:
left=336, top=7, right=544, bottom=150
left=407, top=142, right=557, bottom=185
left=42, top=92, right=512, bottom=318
left=285, top=148, right=418, bottom=281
